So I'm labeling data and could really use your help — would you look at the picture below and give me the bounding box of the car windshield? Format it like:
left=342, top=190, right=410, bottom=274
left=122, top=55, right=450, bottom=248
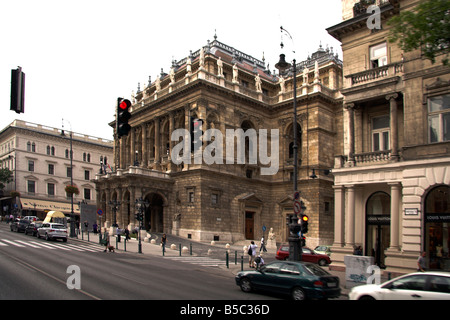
left=52, top=224, right=66, bottom=229
left=303, top=263, right=330, bottom=276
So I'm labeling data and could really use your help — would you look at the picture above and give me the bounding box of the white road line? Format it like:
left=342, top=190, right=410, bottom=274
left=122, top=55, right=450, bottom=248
left=1, top=239, right=25, bottom=247
left=15, top=240, right=42, bottom=248
left=29, top=241, right=57, bottom=249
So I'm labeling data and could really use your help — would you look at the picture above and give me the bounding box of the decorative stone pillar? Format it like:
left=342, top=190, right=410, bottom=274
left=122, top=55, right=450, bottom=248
left=345, top=185, right=355, bottom=248
left=333, top=185, right=345, bottom=247
left=388, top=182, right=401, bottom=250
left=345, top=104, right=356, bottom=166
left=386, top=93, right=399, bottom=161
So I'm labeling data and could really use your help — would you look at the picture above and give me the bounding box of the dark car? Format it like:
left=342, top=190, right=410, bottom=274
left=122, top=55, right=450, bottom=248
left=235, top=261, right=341, bottom=300
left=10, top=219, right=31, bottom=233
left=276, top=245, right=332, bottom=266
left=25, top=221, right=43, bottom=236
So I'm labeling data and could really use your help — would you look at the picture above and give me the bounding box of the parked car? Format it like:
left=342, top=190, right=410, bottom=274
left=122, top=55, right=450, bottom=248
left=314, top=245, right=332, bottom=256
left=10, top=219, right=30, bottom=233
left=23, top=216, right=39, bottom=222
left=37, top=223, right=68, bottom=242
left=349, top=271, right=450, bottom=300
left=24, top=221, right=44, bottom=237
left=235, top=261, right=341, bottom=300
left=276, top=245, right=332, bottom=266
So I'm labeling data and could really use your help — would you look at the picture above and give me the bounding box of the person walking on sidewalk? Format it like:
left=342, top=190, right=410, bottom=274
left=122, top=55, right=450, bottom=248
left=260, top=236, right=267, bottom=253
left=248, top=241, right=257, bottom=268
left=161, top=233, right=167, bottom=254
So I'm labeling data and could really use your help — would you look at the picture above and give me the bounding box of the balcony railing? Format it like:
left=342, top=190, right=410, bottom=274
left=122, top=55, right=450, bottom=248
left=335, top=149, right=392, bottom=168
left=345, top=62, right=403, bottom=87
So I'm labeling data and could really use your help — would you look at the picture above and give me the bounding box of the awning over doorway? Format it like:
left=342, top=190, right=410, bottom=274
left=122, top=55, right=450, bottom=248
left=20, top=198, right=80, bottom=214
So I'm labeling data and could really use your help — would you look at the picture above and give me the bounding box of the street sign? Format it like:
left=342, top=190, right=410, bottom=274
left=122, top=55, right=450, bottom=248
left=294, top=191, right=300, bottom=200
left=294, top=200, right=301, bottom=215
left=97, top=209, right=103, bottom=216
left=262, top=225, right=266, bottom=232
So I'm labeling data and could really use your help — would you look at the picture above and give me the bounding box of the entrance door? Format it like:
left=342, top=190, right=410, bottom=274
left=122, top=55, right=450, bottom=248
left=245, top=211, right=254, bottom=239
left=367, top=224, right=390, bottom=268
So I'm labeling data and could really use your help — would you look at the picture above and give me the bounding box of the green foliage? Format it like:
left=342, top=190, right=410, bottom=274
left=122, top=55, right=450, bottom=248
left=387, top=0, right=450, bottom=65
left=0, top=167, right=13, bottom=190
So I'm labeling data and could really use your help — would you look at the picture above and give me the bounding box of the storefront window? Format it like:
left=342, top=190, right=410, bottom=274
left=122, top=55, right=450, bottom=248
left=425, top=186, right=450, bottom=271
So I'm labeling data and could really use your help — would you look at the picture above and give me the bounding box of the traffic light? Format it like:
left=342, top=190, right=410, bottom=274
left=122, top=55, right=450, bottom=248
left=190, top=117, right=203, bottom=153
left=10, top=67, right=25, bottom=114
left=301, top=214, right=309, bottom=234
left=135, top=212, right=143, bottom=222
left=117, top=98, right=132, bottom=138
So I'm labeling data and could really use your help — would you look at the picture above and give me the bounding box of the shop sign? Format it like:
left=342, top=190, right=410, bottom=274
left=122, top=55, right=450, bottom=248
left=425, top=214, right=450, bottom=223
left=367, top=215, right=390, bottom=225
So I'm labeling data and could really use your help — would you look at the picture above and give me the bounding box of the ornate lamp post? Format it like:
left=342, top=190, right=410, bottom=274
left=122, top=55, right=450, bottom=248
left=61, top=119, right=76, bottom=238
left=135, top=197, right=149, bottom=254
left=276, top=26, right=302, bottom=261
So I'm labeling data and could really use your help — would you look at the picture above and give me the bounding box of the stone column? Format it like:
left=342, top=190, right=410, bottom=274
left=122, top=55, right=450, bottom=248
left=333, top=185, right=345, bottom=247
left=345, top=185, right=355, bottom=248
left=388, top=182, right=401, bottom=250
left=154, top=118, right=160, bottom=167
left=386, top=93, right=399, bottom=161
left=345, top=104, right=356, bottom=166
left=168, top=113, right=175, bottom=171
left=142, top=123, right=148, bottom=168
left=130, top=128, right=135, bottom=166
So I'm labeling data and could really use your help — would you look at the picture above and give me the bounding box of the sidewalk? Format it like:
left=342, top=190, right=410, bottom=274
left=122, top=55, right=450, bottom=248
left=72, top=231, right=350, bottom=297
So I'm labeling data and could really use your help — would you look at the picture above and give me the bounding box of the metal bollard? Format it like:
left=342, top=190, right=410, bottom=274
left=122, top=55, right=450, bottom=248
left=190, top=243, right=192, bottom=255
left=240, top=256, right=244, bottom=271
left=226, top=251, right=229, bottom=269
left=124, top=238, right=127, bottom=252
left=87, top=231, right=90, bottom=242
left=179, top=243, right=182, bottom=256
left=235, top=251, right=237, bottom=265
left=116, top=236, right=118, bottom=249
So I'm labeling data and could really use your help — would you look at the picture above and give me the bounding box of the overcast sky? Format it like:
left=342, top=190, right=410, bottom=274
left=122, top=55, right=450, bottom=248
left=1, top=0, right=343, bottom=140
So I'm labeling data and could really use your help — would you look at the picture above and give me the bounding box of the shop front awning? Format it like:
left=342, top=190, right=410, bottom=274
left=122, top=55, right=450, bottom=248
left=20, top=198, right=80, bottom=215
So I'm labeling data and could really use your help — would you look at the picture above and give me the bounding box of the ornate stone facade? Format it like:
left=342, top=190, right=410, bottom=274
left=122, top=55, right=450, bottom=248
left=328, top=0, right=450, bottom=273
left=94, top=39, right=343, bottom=247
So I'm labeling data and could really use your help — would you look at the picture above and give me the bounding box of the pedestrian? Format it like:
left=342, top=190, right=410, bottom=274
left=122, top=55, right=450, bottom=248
left=260, top=236, right=267, bottom=253
left=124, top=228, right=130, bottom=241
left=248, top=241, right=257, bottom=268
left=417, top=251, right=426, bottom=272
left=161, top=233, right=167, bottom=254
left=116, top=226, right=121, bottom=242
left=93, top=223, right=98, bottom=234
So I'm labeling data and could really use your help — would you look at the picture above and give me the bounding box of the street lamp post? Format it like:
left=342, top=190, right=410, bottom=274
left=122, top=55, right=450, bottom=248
left=135, top=197, right=149, bottom=254
left=61, top=119, right=76, bottom=238
left=275, top=26, right=302, bottom=261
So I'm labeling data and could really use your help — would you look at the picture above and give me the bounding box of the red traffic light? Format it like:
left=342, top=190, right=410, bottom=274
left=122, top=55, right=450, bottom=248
left=119, top=99, right=131, bottom=110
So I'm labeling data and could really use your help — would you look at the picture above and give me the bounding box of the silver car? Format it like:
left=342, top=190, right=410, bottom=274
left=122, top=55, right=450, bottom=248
left=349, top=271, right=450, bottom=300
left=37, top=223, right=68, bottom=242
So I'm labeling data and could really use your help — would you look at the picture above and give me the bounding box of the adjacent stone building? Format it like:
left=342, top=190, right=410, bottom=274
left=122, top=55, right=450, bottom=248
left=327, top=0, right=450, bottom=272
left=0, top=120, right=113, bottom=220
left=94, top=38, right=344, bottom=247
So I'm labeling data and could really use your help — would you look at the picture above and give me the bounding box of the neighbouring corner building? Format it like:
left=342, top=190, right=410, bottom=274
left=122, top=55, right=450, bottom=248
left=327, top=0, right=450, bottom=273
left=94, top=36, right=343, bottom=249
left=0, top=120, right=113, bottom=220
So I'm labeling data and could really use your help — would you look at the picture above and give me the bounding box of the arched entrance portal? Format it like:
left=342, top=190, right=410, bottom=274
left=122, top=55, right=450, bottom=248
left=144, top=193, right=164, bottom=233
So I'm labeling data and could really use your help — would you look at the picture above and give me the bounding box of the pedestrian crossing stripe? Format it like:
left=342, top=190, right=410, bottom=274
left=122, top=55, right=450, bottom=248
left=165, top=256, right=227, bottom=267
left=0, top=239, right=103, bottom=252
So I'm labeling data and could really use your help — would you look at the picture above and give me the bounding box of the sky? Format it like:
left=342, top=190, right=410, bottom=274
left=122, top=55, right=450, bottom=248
left=1, top=0, right=343, bottom=140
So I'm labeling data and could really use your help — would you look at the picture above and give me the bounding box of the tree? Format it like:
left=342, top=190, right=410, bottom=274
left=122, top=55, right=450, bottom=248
left=387, top=0, right=450, bottom=65
left=0, top=167, right=13, bottom=191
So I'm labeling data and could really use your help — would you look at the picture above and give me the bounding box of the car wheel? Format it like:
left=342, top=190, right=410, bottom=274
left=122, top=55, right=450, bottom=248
left=318, top=259, right=327, bottom=266
left=45, top=233, right=50, bottom=241
left=239, top=278, right=252, bottom=293
left=358, top=295, right=376, bottom=301
left=291, top=287, right=306, bottom=300
left=36, top=231, right=40, bottom=238
left=63, top=238, right=67, bottom=242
